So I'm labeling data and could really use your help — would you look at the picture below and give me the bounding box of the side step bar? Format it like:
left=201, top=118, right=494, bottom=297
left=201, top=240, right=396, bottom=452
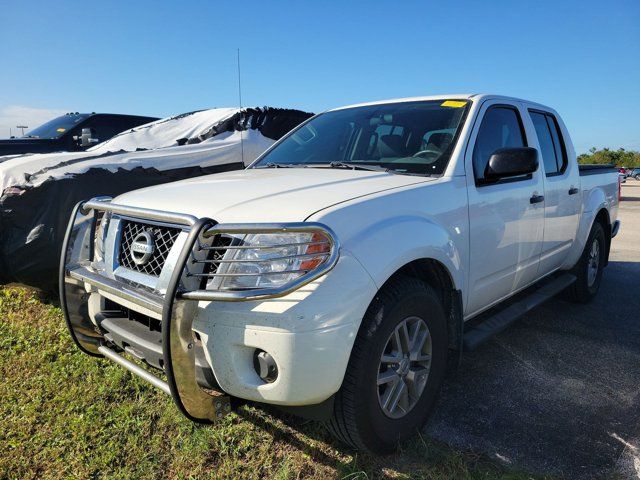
left=463, top=273, right=576, bottom=351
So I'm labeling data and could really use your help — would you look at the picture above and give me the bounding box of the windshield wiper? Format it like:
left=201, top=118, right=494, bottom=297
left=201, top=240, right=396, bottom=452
left=258, top=161, right=391, bottom=173
left=259, top=162, right=298, bottom=168
left=328, top=161, right=391, bottom=173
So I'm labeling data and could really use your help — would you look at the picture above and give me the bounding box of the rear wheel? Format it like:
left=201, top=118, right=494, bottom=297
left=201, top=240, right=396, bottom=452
left=567, top=221, right=606, bottom=303
left=327, top=276, right=448, bottom=453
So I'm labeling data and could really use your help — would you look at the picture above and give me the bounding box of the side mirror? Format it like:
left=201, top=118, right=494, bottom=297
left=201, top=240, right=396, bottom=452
left=484, top=147, right=538, bottom=180
left=79, top=128, right=99, bottom=148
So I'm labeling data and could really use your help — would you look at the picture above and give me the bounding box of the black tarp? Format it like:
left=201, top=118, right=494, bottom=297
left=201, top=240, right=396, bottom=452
left=0, top=108, right=312, bottom=292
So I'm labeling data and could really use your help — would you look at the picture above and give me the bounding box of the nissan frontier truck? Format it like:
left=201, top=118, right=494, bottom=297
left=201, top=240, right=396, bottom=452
left=61, top=94, right=620, bottom=453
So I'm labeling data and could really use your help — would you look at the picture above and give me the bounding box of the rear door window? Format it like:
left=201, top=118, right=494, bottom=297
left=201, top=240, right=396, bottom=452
left=530, top=112, right=558, bottom=175
left=529, top=110, right=567, bottom=175
left=546, top=114, right=567, bottom=173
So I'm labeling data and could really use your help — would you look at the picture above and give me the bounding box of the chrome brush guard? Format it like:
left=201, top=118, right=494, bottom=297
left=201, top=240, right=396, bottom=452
left=60, top=197, right=339, bottom=422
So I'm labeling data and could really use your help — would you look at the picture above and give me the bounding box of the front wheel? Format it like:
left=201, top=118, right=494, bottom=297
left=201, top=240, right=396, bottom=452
left=327, top=276, right=448, bottom=453
left=566, top=221, right=606, bottom=303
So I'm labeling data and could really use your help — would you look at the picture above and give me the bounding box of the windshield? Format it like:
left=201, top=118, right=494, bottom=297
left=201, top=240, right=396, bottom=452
left=24, top=114, right=90, bottom=139
left=252, top=100, right=470, bottom=175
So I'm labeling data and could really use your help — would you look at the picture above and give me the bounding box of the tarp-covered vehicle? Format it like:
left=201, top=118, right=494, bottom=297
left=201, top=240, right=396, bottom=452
left=0, top=112, right=159, bottom=157
left=0, top=107, right=312, bottom=291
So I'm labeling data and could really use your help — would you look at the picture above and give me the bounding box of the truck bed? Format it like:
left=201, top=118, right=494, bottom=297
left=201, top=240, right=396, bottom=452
left=578, top=164, right=617, bottom=175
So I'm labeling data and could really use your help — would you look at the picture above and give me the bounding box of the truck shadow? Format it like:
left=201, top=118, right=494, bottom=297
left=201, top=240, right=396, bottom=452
left=239, top=260, right=640, bottom=479
left=235, top=403, right=503, bottom=478
left=426, top=260, right=640, bottom=479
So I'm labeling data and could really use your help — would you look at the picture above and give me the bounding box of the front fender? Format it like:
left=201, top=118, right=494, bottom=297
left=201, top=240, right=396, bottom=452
left=346, top=214, right=464, bottom=292
left=308, top=177, right=469, bottom=303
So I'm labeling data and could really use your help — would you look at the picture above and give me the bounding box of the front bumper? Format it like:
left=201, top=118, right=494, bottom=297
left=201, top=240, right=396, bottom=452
left=60, top=198, right=368, bottom=420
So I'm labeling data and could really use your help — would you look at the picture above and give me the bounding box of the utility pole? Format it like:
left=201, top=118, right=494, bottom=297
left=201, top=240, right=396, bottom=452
left=237, top=48, right=244, bottom=165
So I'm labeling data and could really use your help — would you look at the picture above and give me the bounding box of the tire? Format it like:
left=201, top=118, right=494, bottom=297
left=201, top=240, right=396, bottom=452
left=566, top=221, right=606, bottom=303
left=327, top=275, right=448, bottom=453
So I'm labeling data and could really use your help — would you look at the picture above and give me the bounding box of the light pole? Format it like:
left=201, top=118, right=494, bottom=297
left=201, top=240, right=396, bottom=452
left=16, top=125, right=28, bottom=136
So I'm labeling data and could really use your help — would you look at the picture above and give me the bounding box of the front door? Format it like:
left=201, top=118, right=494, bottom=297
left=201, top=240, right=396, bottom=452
left=465, top=101, right=545, bottom=318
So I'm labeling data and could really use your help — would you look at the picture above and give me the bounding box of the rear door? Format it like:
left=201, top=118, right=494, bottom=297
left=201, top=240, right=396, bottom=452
left=528, top=109, right=580, bottom=274
left=465, top=101, right=545, bottom=317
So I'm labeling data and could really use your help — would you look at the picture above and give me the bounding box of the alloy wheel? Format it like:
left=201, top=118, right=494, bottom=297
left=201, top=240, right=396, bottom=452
left=377, top=316, right=432, bottom=419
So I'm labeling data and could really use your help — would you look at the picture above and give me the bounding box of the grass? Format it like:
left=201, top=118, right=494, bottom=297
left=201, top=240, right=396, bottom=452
left=0, top=286, right=545, bottom=480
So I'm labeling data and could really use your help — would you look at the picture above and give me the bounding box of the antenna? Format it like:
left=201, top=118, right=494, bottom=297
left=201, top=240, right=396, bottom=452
left=237, top=48, right=245, bottom=166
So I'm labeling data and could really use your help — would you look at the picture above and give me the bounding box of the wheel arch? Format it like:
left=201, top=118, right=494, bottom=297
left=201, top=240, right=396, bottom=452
left=563, top=193, right=613, bottom=271
left=372, top=257, right=464, bottom=358
left=592, top=207, right=611, bottom=265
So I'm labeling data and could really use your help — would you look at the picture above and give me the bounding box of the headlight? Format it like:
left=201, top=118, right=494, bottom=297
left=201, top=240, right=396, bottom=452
left=204, top=229, right=335, bottom=291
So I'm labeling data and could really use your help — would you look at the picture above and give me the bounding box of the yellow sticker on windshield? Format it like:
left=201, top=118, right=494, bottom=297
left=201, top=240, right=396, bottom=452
left=441, top=100, right=467, bottom=108
left=56, top=128, right=66, bottom=133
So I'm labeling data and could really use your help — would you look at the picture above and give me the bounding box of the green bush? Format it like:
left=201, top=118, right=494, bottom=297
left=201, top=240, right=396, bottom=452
left=577, top=148, right=640, bottom=168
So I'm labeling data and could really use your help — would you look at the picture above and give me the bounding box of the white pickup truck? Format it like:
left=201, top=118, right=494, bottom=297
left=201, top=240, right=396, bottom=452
left=61, top=94, right=620, bottom=453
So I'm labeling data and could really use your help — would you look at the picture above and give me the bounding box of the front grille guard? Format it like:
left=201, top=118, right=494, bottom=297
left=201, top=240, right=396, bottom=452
left=59, top=197, right=340, bottom=423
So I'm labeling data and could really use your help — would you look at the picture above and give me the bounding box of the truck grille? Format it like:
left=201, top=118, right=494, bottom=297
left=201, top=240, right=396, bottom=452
left=118, top=221, right=181, bottom=276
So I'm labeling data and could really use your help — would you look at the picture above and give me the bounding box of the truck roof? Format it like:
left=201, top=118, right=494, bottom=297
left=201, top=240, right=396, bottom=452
left=331, top=93, right=555, bottom=113
left=56, top=112, right=158, bottom=120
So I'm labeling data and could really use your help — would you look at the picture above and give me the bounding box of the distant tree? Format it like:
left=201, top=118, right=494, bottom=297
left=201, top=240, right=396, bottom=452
left=577, top=147, right=640, bottom=167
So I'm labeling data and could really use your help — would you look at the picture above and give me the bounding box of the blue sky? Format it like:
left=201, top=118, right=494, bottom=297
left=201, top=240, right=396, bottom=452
left=1, top=0, right=638, bottom=153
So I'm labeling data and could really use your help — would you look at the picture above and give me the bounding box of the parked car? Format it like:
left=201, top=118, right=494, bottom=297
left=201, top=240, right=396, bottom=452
left=61, top=94, right=620, bottom=453
left=0, top=112, right=158, bottom=156
left=0, top=107, right=312, bottom=290
left=630, top=168, right=640, bottom=180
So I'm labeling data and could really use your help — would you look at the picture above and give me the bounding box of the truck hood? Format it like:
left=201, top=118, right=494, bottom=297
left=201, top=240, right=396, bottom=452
left=0, top=138, right=52, bottom=145
left=114, top=168, right=433, bottom=222
left=0, top=138, right=58, bottom=159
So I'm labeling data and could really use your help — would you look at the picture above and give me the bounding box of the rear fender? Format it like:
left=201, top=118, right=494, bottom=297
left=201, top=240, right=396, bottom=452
left=562, top=187, right=610, bottom=270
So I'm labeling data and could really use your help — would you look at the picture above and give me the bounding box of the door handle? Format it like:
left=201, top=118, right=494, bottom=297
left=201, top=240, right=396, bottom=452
left=530, top=194, right=545, bottom=204
left=568, top=187, right=579, bottom=195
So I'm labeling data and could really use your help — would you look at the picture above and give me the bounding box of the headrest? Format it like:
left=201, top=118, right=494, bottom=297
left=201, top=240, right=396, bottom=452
left=426, top=132, right=453, bottom=150
left=378, top=134, right=406, bottom=157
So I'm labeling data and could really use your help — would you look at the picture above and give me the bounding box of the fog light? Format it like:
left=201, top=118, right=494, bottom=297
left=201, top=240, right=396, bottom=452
left=253, top=349, right=278, bottom=383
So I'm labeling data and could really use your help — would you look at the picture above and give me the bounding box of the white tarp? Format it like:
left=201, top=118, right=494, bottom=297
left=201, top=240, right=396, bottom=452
left=0, top=106, right=313, bottom=290
left=0, top=108, right=241, bottom=192
left=25, top=129, right=273, bottom=189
